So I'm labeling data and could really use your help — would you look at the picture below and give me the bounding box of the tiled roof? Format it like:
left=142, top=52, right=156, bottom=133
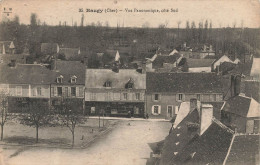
left=146, top=72, right=223, bottom=93
left=0, top=64, right=54, bottom=84
left=85, top=69, right=146, bottom=89
left=173, top=119, right=234, bottom=165
left=160, top=109, right=200, bottom=165
left=225, top=134, right=260, bottom=165
left=187, top=58, right=215, bottom=68
left=52, top=60, right=85, bottom=85
left=152, top=54, right=181, bottom=69
left=160, top=113, right=234, bottom=165
left=222, top=95, right=260, bottom=118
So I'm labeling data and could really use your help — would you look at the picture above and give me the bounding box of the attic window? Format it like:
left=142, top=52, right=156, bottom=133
left=71, top=75, right=77, bottom=83
left=175, top=142, right=179, bottom=145
left=125, top=78, right=134, bottom=89
left=104, top=81, right=112, bottom=87
left=177, top=134, right=180, bottom=137
left=57, top=75, right=63, bottom=83
left=174, top=152, right=178, bottom=155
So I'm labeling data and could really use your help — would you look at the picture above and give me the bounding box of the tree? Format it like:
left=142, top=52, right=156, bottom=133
left=20, top=99, right=51, bottom=143
left=0, top=91, right=10, bottom=141
left=59, top=98, right=86, bottom=147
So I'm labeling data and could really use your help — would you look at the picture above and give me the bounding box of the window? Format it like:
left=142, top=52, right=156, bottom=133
left=167, top=105, right=173, bottom=113
left=177, top=93, right=184, bottom=101
left=37, top=87, right=42, bottom=96
left=71, top=75, right=77, bottom=83
left=167, top=105, right=173, bottom=117
left=136, top=93, right=140, bottom=100
left=210, top=94, right=217, bottom=102
left=16, top=86, right=22, bottom=96
left=123, top=93, right=128, bottom=100
left=104, top=81, right=112, bottom=87
left=127, top=83, right=133, bottom=89
left=64, top=87, right=68, bottom=97
left=154, top=94, right=159, bottom=101
left=125, top=78, right=134, bottom=89
left=57, top=75, right=63, bottom=83
left=152, top=105, right=161, bottom=115
left=57, top=87, right=62, bottom=96
left=71, top=87, right=76, bottom=96
left=90, top=93, right=96, bottom=100
left=154, top=106, right=159, bottom=114
left=196, top=94, right=201, bottom=101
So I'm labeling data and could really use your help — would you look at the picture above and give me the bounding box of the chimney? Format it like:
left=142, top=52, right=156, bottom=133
left=190, top=98, right=200, bottom=112
left=51, top=59, right=57, bottom=70
left=199, top=104, right=213, bottom=136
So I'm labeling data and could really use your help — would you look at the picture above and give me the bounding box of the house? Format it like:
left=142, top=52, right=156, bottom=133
left=0, top=41, right=15, bottom=54
left=146, top=53, right=183, bottom=72
left=212, top=55, right=234, bottom=71
left=186, top=58, right=215, bottom=72
left=58, top=47, right=80, bottom=60
left=85, top=69, right=146, bottom=117
left=146, top=72, right=223, bottom=119
left=159, top=101, right=234, bottom=165
left=40, top=43, right=59, bottom=55
left=50, top=60, right=85, bottom=112
left=221, top=94, right=260, bottom=134
left=158, top=99, right=259, bottom=165
left=0, top=64, right=53, bottom=112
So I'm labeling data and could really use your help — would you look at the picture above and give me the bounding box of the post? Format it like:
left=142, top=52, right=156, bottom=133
left=102, top=109, right=104, bottom=127
left=99, top=109, right=100, bottom=128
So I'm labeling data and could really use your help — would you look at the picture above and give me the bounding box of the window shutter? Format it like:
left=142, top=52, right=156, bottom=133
left=51, top=87, right=54, bottom=97
left=159, top=94, right=161, bottom=101
left=158, top=105, right=161, bottom=114
left=54, top=87, right=57, bottom=96
left=152, top=106, right=154, bottom=114
left=176, top=94, right=178, bottom=101
left=33, top=88, right=36, bottom=96
left=76, top=87, right=79, bottom=97
left=41, top=87, right=45, bottom=96
left=68, top=87, right=71, bottom=97
left=140, top=93, right=144, bottom=100
left=79, top=87, right=84, bottom=97
left=183, top=94, right=185, bottom=101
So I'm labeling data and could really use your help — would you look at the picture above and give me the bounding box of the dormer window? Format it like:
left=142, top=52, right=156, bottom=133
left=104, top=80, right=112, bottom=87
left=57, top=75, right=63, bottom=83
left=71, top=75, right=77, bottom=84
left=125, top=78, right=134, bottom=89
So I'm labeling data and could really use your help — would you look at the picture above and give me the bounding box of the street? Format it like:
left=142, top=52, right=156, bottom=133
left=2, top=120, right=171, bottom=165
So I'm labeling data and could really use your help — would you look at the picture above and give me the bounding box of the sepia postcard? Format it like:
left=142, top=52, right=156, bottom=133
left=0, top=0, right=259, bottom=164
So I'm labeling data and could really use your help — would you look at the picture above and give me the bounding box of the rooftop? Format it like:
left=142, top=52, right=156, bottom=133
left=146, top=72, right=223, bottom=93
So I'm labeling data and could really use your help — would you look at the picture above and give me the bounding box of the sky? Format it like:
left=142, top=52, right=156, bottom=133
left=0, top=0, right=260, bottom=28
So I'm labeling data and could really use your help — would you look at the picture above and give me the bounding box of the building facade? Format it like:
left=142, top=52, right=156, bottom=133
left=85, top=69, right=146, bottom=117
left=146, top=72, right=224, bottom=119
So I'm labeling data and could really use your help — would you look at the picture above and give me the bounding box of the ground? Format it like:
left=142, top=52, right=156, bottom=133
left=0, top=119, right=171, bottom=165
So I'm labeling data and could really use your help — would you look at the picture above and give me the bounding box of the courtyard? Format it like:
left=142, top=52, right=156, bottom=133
left=1, top=119, right=171, bottom=165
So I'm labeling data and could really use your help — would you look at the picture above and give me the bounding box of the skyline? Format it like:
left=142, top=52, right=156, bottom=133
left=0, top=0, right=260, bottom=28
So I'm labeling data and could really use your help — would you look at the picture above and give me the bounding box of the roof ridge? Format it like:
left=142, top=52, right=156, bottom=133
left=212, top=118, right=235, bottom=134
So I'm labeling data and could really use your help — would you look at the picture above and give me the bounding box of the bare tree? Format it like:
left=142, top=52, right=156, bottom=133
left=59, top=98, right=86, bottom=147
left=20, top=99, right=51, bottom=143
left=0, top=91, right=10, bottom=141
